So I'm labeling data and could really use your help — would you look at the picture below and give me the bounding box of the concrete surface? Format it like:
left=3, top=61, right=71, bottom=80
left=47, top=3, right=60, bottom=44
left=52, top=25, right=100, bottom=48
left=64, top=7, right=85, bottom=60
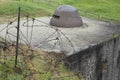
left=0, top=17, right=120, bottom=55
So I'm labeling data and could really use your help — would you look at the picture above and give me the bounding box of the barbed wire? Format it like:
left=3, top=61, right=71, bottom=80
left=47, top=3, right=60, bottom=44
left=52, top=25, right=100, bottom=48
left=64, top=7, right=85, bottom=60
left=0, top=0, right=119, bottom=80
left=0, top=15, right=81, bottom=80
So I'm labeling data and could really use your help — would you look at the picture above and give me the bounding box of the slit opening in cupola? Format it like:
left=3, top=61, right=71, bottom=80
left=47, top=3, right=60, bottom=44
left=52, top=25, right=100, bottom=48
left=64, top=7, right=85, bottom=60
left=53, top=14, right=60, bottom=19
left=50, top=5, right=83, bottom=28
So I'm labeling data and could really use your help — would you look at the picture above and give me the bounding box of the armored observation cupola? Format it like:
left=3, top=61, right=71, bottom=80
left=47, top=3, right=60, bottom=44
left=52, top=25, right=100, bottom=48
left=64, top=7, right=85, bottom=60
left=50, top=5, right=83, bottom=28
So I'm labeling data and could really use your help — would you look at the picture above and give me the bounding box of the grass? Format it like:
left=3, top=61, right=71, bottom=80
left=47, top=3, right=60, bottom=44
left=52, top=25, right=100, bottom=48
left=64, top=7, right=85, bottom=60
left=0, top=0, right=120, bottom=22
left=64, top=0, right=120, bottom=21
left=0, top=42, right=82, bottom=80
left=0, top=1, right=51, bottom=21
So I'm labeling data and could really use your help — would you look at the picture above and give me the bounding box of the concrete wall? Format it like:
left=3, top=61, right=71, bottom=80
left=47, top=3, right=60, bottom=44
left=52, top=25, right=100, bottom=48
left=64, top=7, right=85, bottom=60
left=66, top=36, right=120, bottom=80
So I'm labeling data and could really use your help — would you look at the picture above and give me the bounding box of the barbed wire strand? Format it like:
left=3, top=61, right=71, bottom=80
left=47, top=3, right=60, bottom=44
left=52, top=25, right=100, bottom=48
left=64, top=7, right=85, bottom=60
left=29, top=18, right=35, bottom=47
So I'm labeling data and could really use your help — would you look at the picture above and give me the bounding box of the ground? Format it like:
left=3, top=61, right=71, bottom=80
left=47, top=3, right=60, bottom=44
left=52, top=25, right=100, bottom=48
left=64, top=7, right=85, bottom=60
left=0, top=0, right=120, bottom=23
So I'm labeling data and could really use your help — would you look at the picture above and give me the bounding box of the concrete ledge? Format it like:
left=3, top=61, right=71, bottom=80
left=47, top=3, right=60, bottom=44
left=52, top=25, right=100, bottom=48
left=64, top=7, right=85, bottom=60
left=0, top=17, right=120, bottom=55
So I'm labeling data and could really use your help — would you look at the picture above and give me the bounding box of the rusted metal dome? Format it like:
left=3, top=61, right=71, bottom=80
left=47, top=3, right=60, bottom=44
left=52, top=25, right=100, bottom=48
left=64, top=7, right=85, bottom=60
left=50, top=5, right=83, bottom=28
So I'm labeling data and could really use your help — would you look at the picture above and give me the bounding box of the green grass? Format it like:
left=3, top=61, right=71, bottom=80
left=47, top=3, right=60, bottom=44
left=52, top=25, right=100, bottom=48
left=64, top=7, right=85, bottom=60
left=63, top=0, right=120, bottom=21
left=0, top=0, right=120, bottom=22
left=0, top=1, right=51, bottom=17
left=0, top=0, right=58, bottom=23
left=0, top=45, right=82, bottom=80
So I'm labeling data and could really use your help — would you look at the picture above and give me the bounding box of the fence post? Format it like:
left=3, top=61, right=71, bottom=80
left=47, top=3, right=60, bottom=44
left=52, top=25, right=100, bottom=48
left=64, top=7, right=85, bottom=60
left=15, top=6, right=21, bottom=67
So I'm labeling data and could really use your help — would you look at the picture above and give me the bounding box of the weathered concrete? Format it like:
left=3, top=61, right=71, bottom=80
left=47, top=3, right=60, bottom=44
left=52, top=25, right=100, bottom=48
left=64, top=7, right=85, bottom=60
left=66, top=37, right=120, bottom=80
left=0, top=17, right=119, bottom=55
left=0, top=17, right=120, bottom=55
left=0, top=17, right=120, bottom=80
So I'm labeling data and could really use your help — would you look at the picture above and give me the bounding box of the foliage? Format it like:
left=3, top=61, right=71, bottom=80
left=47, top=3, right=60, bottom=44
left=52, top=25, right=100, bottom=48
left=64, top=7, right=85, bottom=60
left=0, top=44, right=82, bottom=80
left=0, top=1, right=50, bottom=17
left=0, top=0, right=120, bottom=22
left=63, top=0, right=120, bottom=21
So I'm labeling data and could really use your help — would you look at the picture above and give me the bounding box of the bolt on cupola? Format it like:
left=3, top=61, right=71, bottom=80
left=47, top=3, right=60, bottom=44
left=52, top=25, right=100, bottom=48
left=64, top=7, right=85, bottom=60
left=50, top=5, right=83, bottom=28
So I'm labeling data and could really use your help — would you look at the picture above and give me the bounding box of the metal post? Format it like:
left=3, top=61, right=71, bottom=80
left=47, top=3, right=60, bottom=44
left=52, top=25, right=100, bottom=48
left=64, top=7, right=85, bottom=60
left=15, top=6, right=21, bottom=67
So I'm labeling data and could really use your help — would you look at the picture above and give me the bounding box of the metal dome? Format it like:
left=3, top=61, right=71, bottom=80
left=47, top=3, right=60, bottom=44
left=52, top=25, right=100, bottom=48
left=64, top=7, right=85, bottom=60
left=50, top=5, right=83, bottom=28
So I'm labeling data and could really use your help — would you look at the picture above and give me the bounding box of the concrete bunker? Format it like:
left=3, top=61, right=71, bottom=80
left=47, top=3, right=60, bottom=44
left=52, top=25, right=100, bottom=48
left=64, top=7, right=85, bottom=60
left=50, top=5, right=83, bottom=28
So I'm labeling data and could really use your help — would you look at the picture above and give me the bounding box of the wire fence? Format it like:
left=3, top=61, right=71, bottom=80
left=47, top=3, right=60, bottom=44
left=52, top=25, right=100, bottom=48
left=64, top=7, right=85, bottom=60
left=0, top=11, right=84, bottom=80
left=0, top=0, right=119, bottom=80
left=0, top=13, right=109, bottom=80
left=0, top=44, right=82, bottom=80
